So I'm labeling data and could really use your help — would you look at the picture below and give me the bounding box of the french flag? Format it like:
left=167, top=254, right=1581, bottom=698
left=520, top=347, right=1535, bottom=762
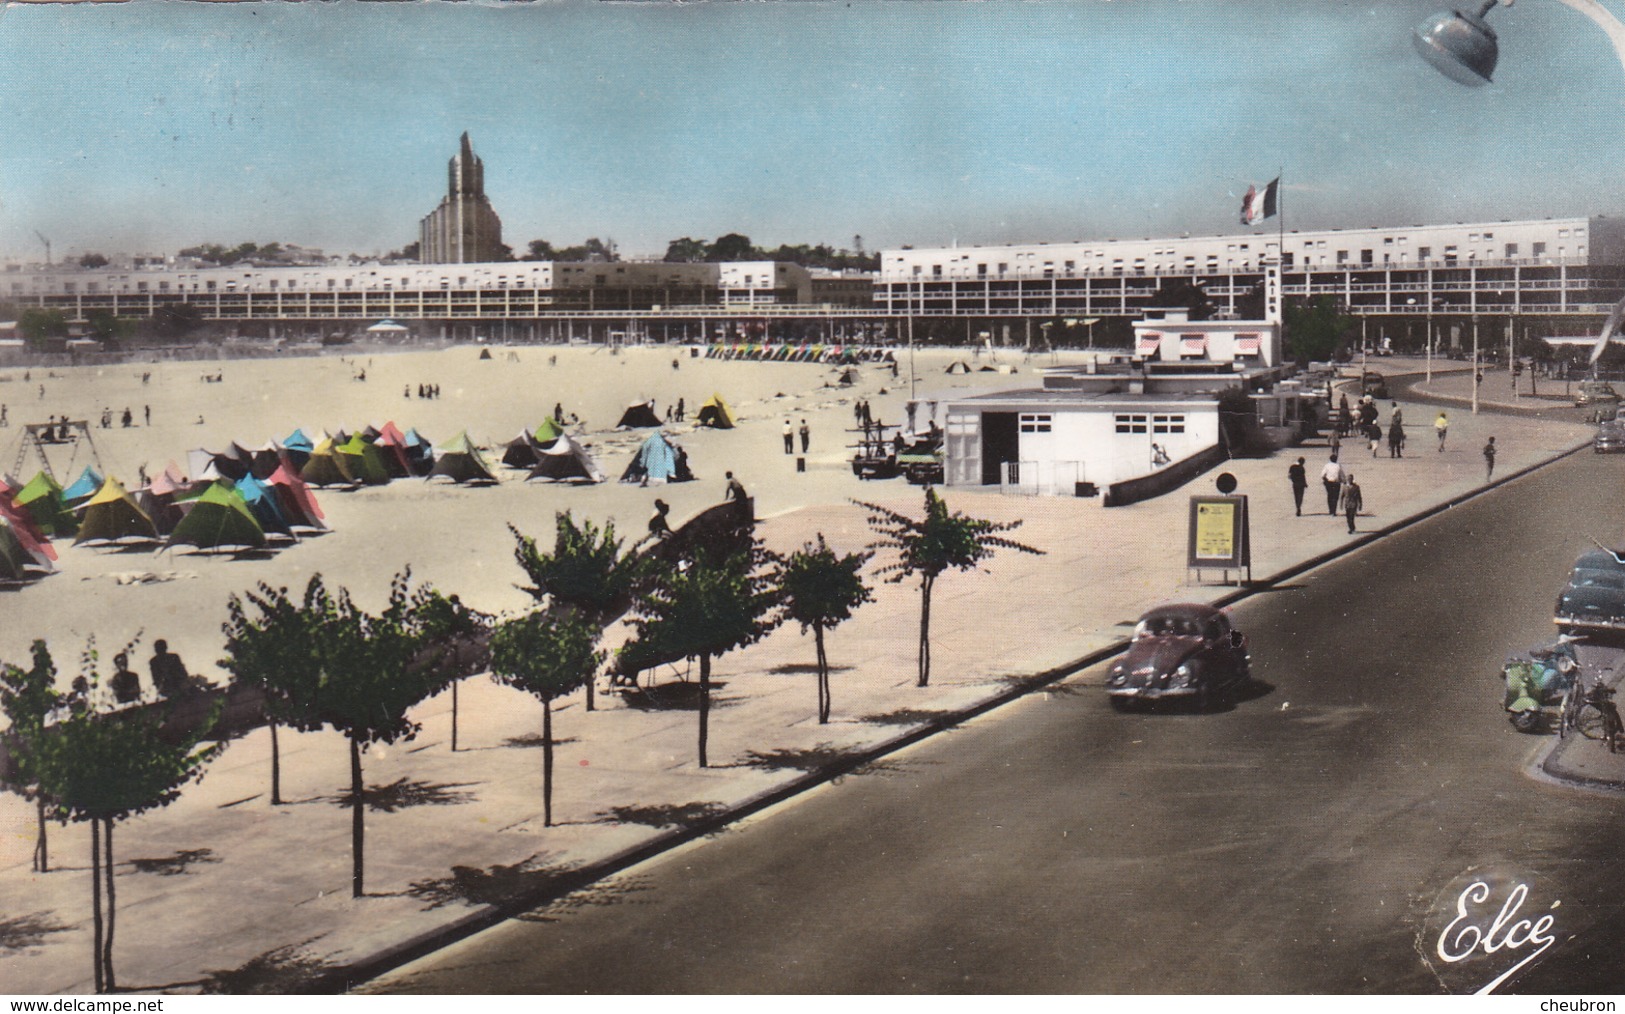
left=1240, top=177, right=1280, bottom=225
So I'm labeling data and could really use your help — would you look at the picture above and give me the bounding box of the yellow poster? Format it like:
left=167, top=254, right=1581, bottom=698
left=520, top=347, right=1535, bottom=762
left=1194, top=501, right=1236, bottom=560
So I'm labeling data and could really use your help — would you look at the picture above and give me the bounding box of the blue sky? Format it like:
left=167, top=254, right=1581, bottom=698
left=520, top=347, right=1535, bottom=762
left=0, top=0, right=1620, bottom=262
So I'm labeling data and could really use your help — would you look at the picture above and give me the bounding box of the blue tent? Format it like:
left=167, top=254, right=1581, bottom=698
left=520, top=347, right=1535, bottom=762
left=232, top=474, right=295, bottom=539
left=620, top=432, right=694, bottom=485
left=62, top=465, right=104, bottom=505
left=283, top=428, right=314, bottom=453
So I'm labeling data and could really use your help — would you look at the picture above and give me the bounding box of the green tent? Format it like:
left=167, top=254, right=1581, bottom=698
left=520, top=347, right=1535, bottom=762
left=533, top=416, right=564, bottom=445
left=13, top=471, right=78, bottom=537
left=337, top=433, right=392, bottom=485
left=74, top=478, right=160, bottom=547
left=165, top=482, right=266, bottom=554
left=426, top=431, right=499, bottom=485
left=300, top=437, right=357, bottom=487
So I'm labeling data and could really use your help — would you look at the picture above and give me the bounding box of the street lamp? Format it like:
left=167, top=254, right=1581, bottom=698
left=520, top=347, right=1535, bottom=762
left=1414, top=0, right=1625, bottom=85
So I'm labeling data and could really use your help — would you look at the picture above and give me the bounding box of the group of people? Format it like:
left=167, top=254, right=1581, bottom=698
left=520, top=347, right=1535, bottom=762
left=1288, top=455, right=1366, bottom=534
left=406, top=383, right=443, bottom=399
left=783, top=418, right=811, bottom=454
left=98, top=405, right=144, bottom=429
left=666, top=398, right=686, bottom=423
left=93, top=640, right=193, bottom=708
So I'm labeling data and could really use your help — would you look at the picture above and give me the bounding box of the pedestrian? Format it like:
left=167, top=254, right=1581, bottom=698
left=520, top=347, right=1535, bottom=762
left=110, top=652, right=142, bottom=705
left=647, top=498, right=672, bottom=540
left=1344, top=477, right=1364, bottom=534
left=1288, top=457, right=1308, bottom=516
left=1484, top=436, right=1497, bottom=481
left=554, top=402, right=564, bottom=423
left=405, top=385, right=412, bottom=399
left=1390, top=401, right=1403, bottom=429
left=0, top=404, right=7, bottom=427
left=783, top=419, right=794, bottom=454
left=149, top=639, right=191, bottom=698
left=1435, top=412, right=1448, bottom=452
left=676, top=397, right=685, bottom=422
left=725, top=470, right=747, bottom=502
left=1338, top=393, right=1352, bottom=436
left=1388, top=418, right=1404, bottom=458
left=853, top=401, right=864, bottom=427
left=1368, top=421, right=1382, bottom=457
left=672, top=357, right=680, bottom=371
left=143, top=404, right=150, bottom=426
left=1320, top=454, right=1344, bottom=516
left=799, top=419, right=810, bottom=453
left=121, top=407, right=132, bottom=428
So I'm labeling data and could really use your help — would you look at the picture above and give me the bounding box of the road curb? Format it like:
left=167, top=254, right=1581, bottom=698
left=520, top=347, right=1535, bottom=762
left=328, top=433, right=1596, bottom=995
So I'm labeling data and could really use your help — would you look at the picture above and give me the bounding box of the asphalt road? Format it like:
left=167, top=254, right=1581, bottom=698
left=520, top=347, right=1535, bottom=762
left=369, top=449, right=1625, bottom=995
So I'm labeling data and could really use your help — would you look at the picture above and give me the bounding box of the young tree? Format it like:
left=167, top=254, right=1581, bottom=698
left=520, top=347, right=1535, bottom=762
left=32, top=642, right=223, bottom=993
left=489, top=611, right=603, bottom=827
left=621, top=541, right=780, bottom=768
left=857, top=488, right=1043, bottom=688
left=220, top=583, right=322, bottom=805
left=510, top=513, right=643, bottom=711
left=779, top=536, right=873, bottom=724
left=0, top=641, right=61, bottom=871
left=302, top=572, right=447, bottom=898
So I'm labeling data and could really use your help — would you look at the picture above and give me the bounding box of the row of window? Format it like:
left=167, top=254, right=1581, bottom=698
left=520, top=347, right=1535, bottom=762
left=1115, top=414, right=1186, bottom=435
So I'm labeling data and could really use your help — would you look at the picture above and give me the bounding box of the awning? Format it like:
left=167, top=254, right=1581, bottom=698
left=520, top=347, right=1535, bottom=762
left=1181, top=333, right=1209, bottom=355
left=1235, top=333, right=1262, bottom=354
left=1137, top=333, right=1162, bottom=354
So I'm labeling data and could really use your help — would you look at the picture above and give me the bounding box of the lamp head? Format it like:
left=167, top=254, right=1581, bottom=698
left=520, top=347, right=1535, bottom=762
left=1413, top=4, right=1501, bottom=86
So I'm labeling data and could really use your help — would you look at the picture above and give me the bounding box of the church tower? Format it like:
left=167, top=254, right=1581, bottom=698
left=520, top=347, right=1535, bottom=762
left=418, top=133, right=505, bottom=263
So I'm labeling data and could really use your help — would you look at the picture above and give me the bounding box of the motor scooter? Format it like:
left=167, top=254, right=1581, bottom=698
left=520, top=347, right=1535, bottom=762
left=1502, top=639, right=1581, bottom=732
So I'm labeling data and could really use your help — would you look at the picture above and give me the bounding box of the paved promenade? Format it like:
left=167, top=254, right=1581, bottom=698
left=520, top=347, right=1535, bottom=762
left=1, top=357, right=1619, bottom=995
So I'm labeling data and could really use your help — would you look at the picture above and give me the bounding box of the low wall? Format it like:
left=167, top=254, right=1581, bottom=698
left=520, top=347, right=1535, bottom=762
left=1102, top=443, right=1227, bottom=507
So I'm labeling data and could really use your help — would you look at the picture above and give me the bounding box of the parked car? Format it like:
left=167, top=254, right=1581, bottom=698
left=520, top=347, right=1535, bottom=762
left=1361, top=372, right=1389, bottom=399
left=1555, top=548, right=1625, bottom=633
left=1105, top=603, right=1251, bottom=711
left=1597, top=419, right=1625, bottom=453
left=1575, top=380, right=1620, bottom=411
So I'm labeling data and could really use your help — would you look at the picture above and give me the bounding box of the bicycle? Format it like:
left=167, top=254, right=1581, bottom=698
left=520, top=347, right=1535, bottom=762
left=1573, top=683, right=1623, bottom=754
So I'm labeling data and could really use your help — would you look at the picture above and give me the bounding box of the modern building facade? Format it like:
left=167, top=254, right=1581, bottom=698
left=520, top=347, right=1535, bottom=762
left=418, top=133, right=505, bottom=264
left=876, top=216, right=1625, bottom=335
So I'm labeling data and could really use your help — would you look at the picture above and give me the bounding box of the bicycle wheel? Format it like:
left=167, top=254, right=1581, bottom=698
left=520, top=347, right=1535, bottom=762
left=1576, top=703, right=1613, bottom=742
left=1558, top=686, right=1580, bottom=739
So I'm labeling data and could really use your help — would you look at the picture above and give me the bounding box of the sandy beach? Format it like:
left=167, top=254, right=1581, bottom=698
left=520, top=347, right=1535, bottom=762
left=0, top=341, right=1083, bottom=686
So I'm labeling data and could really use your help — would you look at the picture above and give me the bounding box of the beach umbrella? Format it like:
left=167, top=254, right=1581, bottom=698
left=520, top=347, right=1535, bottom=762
left=165, top=482, right=266, bottom=554
left=74, top=478, right=160, bottom=547
left=426, top=431, right=499, bottom=485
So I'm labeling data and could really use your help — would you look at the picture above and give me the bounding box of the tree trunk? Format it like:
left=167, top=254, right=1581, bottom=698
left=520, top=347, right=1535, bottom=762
left=584, top=671, right=595, bottom=712
left=815, top=626, right=830, bottom=724
left=350, top=734, right=364, bottom=899
left=698, top=654, right=711, bottom=768
left=103, top=818, right=116, bottom=993
left=269, top=720, right=282, bottom=805
left=90, top=818, right=103, bottom=994
left=917, top=574, right=935, bottom=687
left=541, top=698, right=555, bottom=827
left=451, top=680, right=460, bottom=752
left=34, top=796, right=48, bottom=873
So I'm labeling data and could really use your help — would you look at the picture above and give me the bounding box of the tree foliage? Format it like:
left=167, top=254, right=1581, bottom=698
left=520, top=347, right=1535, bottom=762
left=857, top=488, right=1043, bottom=687
left=152, top=302, right=204, bottom=340
left=521, top=237, right=618, bottom=262
left=509, top=513, right=643, bottom=621
left=622, top=541, right=781, bottom=767
left=1283, top=295, right=1353, bottom=363
left=662, top=234, right=879, bottom=271
left=1, top=640, right=61, bottom=872
left=19, top=308, right=69, bottom=348
left=83, top=309, right=134, bottom=347
left=779, top=536, right=872, bottom=723
left=489, top=611, right=603, bottom=827
left=220, top=583, right=323, bottom=804
left=77, top=253, right=109, bottom=269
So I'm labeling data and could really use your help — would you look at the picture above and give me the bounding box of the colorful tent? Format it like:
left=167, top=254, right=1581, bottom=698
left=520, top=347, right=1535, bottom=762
left=337, top=433, right=392, bottom=485
left=164, top=482, right=266, bottom=554
left=366, top=422, right=414, bottom=478
left=533, top=416, right=564, bottom=445
left=13, top=471, right=78, bottom=537
left=695, top=394, right=736, bottom=429
left=401, top=428, right=435, bottom=475
left=620, top=431, right=694, bottom=485
left=74, top=478, right=160, bottom=547
left=281, top=429, right=315, bottom=471
left=527, top=434, right=605, bottom=484
left=615, top=401, right=663, bottom=429
left=0, top=485, right=57, bottom=564
left=501, top=431, right=543, bottom=469
left=62, top=465, right=104, bottom=506
left=300, top=437, right=357, bottom=487
left=0, top=516, right=54, bottom=582
left=233, top=474, right=296, bottom=540
left=267, top=463, right=327, bottom=533
left=426, top=431, right=499, bottom=485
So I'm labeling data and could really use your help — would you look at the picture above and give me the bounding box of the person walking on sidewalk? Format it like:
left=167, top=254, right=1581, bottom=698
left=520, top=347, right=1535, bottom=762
left=1483, top=436, right=1497, bottom=481
left=1288, top=457, right=1308, bottom=516
left=783, top=419, right=795, bottom=454
left=799, top=419, right=810, bottom=454
left=1388, top=417, right=1405, bottom=458
left=1343, top=477, right=1364, bottom=534
left=1435, top=411, right=1448, bottom=452
left=1320, top=454, right=1344, bottom=516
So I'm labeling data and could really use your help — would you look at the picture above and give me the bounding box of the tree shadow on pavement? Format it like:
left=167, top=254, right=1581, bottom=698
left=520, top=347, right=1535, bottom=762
left=405, top=853, right=579, bottom=914
left=860, top=707, right=958, bottom=727
left=0, top=911, right=72, bottom=955
left=596, top=801, right=730, bottom=829
left=199, top=937, right=339, bottom=994
left=320, top=778, right=481, bottom=813
left=501, top=733, right=581, bottom=750
left=741, top=744, right=913, bottom=780
left=615, top=682, right=734, bottom=712
left=127, top=848, right=221, bottom=877
left=767, top=662, right=853, bottom=676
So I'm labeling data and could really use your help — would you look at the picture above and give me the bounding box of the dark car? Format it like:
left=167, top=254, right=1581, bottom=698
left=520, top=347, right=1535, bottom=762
left=1361, top=372, right=1389, bottom=399
left=1596, top=419, right=1625, bottom=453
left=1555, top=548, right=1625, bottom=633
left=1106, top=603, right=1251, bottom=710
